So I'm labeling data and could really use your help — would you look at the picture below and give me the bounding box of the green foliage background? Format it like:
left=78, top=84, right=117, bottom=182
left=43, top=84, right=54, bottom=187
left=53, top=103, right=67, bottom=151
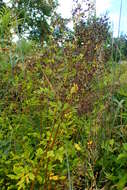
left=0, top=1, right=127, bottom=190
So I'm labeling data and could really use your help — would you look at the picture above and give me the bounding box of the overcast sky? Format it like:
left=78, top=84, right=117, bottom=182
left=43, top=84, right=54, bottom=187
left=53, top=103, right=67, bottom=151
left=58, top=0, right=127, bottom=37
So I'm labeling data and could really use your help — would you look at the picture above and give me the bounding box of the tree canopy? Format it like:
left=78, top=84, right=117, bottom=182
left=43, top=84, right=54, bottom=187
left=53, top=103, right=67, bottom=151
left=11, top=0, right=58, bottom=42
left=1, top=0, right=127, bottom=189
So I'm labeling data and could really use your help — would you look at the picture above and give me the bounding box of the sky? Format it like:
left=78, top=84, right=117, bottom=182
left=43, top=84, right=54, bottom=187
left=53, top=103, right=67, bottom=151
left=57, top=0, right=127, bottom=37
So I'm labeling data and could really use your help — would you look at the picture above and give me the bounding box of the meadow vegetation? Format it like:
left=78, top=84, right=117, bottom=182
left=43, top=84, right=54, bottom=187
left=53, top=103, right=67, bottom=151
left=0, top=0, right=127, bottom=189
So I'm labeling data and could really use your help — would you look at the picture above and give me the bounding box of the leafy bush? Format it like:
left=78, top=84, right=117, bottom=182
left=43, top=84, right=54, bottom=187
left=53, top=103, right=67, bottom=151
left=1, top=3, right=127, bottom=190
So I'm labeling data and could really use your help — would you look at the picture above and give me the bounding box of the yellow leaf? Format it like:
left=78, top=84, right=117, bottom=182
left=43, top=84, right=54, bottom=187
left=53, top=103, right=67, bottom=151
left=70, top=84, right=78, bottom=94
left=49, top=172, right=54, bottom=176
left=25, top=175, right=29, bottom=184
left=74, top=143, right=81, bottom=151
left=87, top=141, right=93, bottom=145
left=49, top=175, right=59, bottom=181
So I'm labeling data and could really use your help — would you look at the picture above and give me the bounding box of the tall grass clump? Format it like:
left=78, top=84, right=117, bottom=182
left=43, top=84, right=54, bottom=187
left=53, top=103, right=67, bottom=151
left=0, top=1, right=127, bottom=190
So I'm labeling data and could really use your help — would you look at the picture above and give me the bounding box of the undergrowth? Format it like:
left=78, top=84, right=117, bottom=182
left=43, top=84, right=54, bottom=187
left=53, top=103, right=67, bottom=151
left=0, top=3, right=127, bottom=190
